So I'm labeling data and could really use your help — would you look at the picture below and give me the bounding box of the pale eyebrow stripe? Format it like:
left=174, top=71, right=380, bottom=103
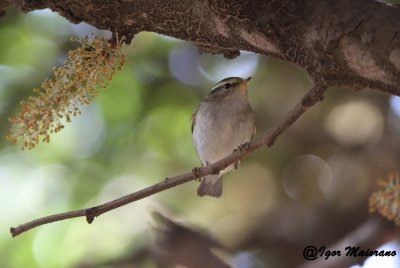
left=213, top=78, right=239, bottom=88
left=210, top=84, right=224, bottom=93
left=210, top=79, right=239, bottom=93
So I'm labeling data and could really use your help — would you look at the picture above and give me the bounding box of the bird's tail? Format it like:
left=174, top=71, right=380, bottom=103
left=197, top=175, right=223, bottom=198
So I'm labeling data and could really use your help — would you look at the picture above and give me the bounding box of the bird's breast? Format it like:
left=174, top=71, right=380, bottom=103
left=192, top=102, right=254, bottom=167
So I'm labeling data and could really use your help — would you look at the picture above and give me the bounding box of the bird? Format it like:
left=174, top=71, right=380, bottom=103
left=191, top=77, right=256, bottom=197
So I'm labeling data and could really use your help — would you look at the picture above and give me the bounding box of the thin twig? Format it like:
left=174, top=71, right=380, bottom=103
left=10, top=83, right=328, bottom=237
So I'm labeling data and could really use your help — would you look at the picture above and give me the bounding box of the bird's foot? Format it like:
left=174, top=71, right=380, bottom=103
left=238, top=142, right=250, bottom=152
left=233, top=142, right=250, bottom=154
left=232, top=142, right=250, bottom=169
left=234, top=160, right=241, bottom=170
left=192, top=167, right=202, bottom=182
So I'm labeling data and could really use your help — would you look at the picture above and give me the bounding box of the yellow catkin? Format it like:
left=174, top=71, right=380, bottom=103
left=369, top=172, right=400, bottom=225
left=7, top=34, right=127, bottom=149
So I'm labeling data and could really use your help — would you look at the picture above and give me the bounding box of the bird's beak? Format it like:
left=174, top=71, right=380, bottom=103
left=239, top=77, right=251, bottom=92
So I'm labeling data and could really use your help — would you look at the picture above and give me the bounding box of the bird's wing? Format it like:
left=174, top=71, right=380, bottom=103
left=248, top=103, right=257, bottom=140
left=252, top=122, right=256, bottom=140
left=191, top=107, right=197, bottom=133
left=252, top=113, right=257, bottom=140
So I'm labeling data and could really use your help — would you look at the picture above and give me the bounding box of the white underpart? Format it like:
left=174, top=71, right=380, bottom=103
left=193, top=98, right=254, bottom=181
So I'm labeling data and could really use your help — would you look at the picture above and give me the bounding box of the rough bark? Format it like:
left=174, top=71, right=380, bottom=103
left=4, top=0, right=400, bottom=96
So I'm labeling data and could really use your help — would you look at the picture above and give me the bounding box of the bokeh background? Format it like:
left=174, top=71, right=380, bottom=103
left=1, top=6, right=400, bottom=268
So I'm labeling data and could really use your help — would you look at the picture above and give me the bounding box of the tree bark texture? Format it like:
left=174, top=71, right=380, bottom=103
left=4, top=0, right=400, bottom=95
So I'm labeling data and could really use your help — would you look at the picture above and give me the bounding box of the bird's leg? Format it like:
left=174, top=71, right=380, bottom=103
left=192, top=167, right=202, bottom=182
left=234, top=160, right=241, bottom=170
left=233, top=142, right=250, bottom=169
left=238, top=141, right=250, bottom=152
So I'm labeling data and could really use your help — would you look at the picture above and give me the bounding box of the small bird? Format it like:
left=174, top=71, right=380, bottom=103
left=191, top=77, right=256, bottom=197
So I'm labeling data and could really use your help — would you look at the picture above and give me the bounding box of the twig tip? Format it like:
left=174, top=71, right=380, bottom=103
left=10, top=227, right=17, bottom=237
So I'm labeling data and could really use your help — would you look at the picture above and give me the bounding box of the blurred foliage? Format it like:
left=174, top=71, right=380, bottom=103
left=7, top=35, right=126, bottom=149
left=369, top=172, right=400, bottom=225
left=1, top=5, right=400, bottom=268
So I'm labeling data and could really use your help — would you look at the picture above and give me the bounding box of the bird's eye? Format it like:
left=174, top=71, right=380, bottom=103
left=224, top=83, right=231, bottom=89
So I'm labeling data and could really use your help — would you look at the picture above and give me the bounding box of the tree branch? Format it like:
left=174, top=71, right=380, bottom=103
left=6, top=0, right=400, bottom=95
left=10, top=83, right=328, bottom=237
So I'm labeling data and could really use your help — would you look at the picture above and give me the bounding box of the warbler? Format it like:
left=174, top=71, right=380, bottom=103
left=191, top=77, right=256, bottom=197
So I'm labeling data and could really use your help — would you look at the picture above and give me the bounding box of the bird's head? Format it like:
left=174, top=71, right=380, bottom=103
left=206, top=76, right=251, bottom=101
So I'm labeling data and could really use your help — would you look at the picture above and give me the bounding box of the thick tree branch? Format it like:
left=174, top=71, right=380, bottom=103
left=10, top=83, right=328, bottom=237
left=6, top=0, right=400, bottom=95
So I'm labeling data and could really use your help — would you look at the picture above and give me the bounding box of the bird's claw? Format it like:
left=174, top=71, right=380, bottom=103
left=233, top=142, right=249, bottom=154
left=238, top=142, right=250, bottom=152
left=192, top=167, right=202, bottom=182
left=232, top=143, right=250, bottom=169
left=234, top=160, right=241, bottom=170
